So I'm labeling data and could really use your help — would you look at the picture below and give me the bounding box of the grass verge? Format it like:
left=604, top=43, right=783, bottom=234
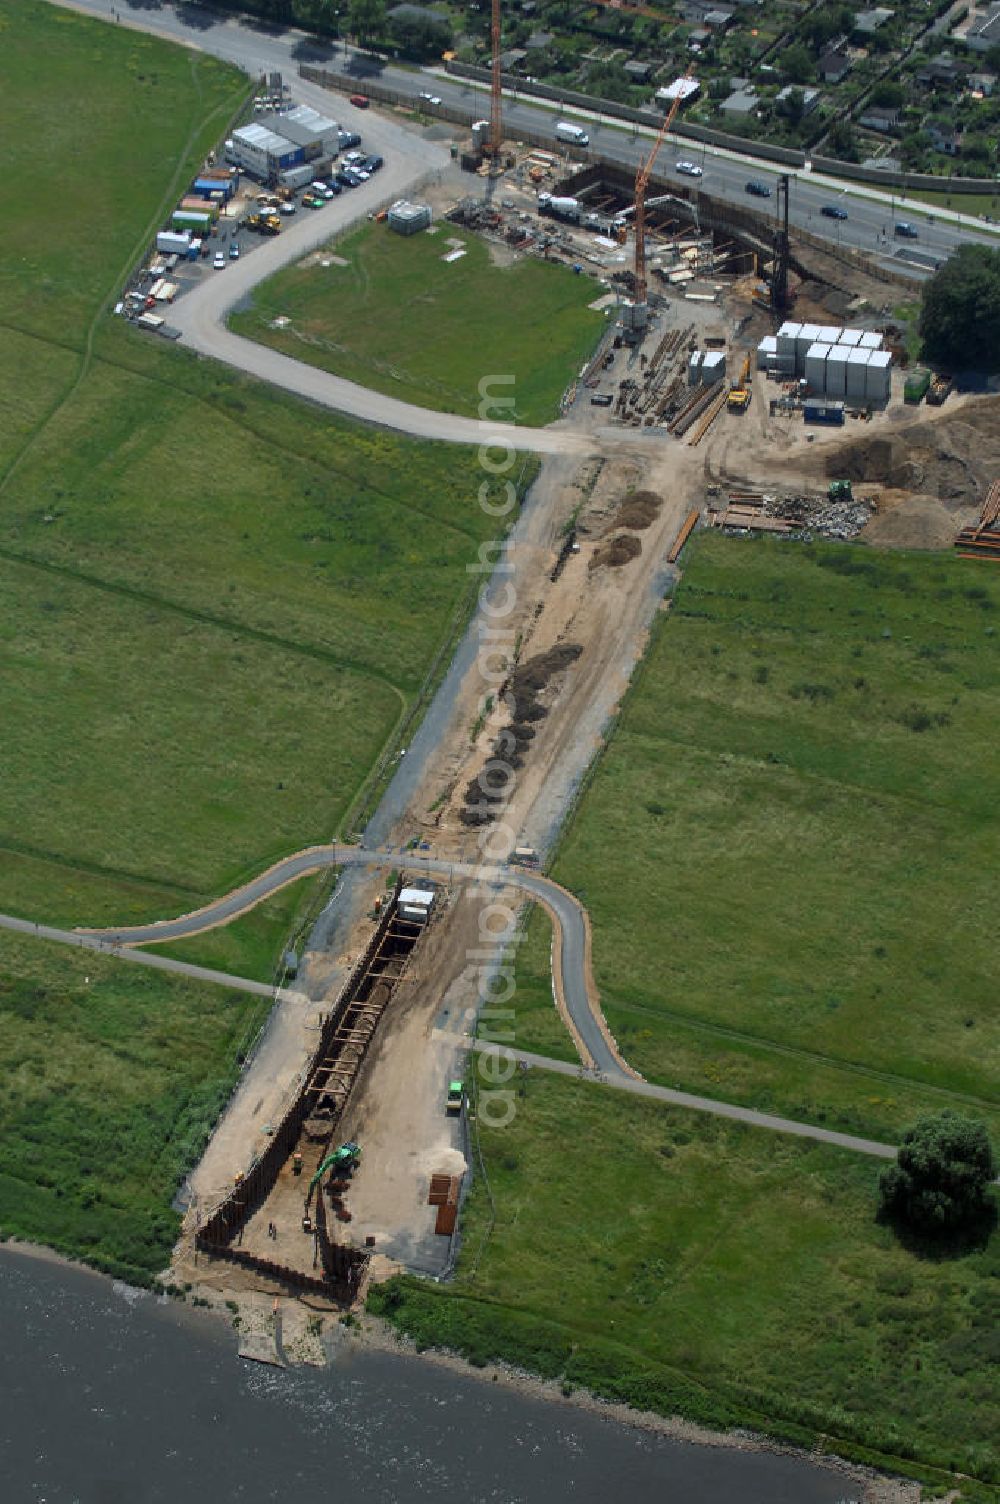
left=371, top=1072, right=999, bottom=1494
left=229, top=220, right=606, bottom=425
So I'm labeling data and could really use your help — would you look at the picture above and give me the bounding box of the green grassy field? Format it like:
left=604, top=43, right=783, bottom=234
left=0, top=1, right=531, bottom=1271
left=511, top=536, right=1000, bottom=1143
left=0, top=2, right=522, bottom=962
left=229, top=221, right=605, bottom=425
left=0, top=930, right=269, bottom=1284
left=371, top=1074, right=1000, bottom=1493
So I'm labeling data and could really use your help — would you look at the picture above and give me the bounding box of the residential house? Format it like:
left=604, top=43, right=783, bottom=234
left=853, top=7, right=895, bottom=35
left=526, top=30, right=553, bottom=49
left=386, top=2, right=449, bottom=22
left=968, top=69, right=998, bottom=94
left=499, top=48, right=527, bottom=68
left=915, top=52, right=970, bottom=88
left=656, top=76, right=702, bottom=104
left=623, top=59, right=653, bottom=82
left=819, top=46, right=853, bottom=83
left=703, top=8, right=735, bottom=27
left=720, top=87, right=758, bottom=115
left=776, top=84, right=821, bottom=113
left=967, top=6, right=1000, bottom=51
left=927, top=121, right=964, bottom=154
left=858, top=104, right=901, bottom=130
left=688, top=27, right=711, bottom=47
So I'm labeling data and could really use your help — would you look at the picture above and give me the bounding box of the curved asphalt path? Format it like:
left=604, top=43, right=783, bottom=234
left=77, top=843, right=614, bottom=1072
left=24, top=839, right=899, bottom=1162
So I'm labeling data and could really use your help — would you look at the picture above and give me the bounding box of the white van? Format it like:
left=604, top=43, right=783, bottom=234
left=555, top=120, right=590, bottom=147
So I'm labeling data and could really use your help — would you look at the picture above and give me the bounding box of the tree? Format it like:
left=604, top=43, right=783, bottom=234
left=348, top=0, right=385, bottom=47
left=869, top=81, right=904, bottom=109
left=387, top=12, right=451, bottom=58
left=878, top=1112, right=996, bottom=1237
left=826, top=119, right=859, bottom=162
left=779, top=86, right=805, bottom=124
left=919, top=245, right=1000, bottom=371
left=780, top=43, right=814, bottom=85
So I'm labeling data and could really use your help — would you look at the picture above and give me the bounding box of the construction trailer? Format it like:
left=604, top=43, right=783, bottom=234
left=225, top=124, right=304, bottom=181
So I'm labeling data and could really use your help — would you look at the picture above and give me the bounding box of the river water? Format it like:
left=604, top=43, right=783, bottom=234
left=0, top=1250, right=856, bottom=1504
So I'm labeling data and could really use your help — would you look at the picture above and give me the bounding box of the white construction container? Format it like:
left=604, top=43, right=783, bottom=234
left=846, top=348, right=871, bottom=401
left=859, top=330, right=883, bottom=351
left=156, top=230, right=191, bottom=256
left=838, top=328, right=862, bottom=348
left=865, top=349, right=893, bottom=404
left=796, top=323, right=823, bottom=371
left=775, top=321, right=801, bottom=362
left=805, top=342, right=832, bottom=393
left=701, top=350, right=726, bottom=383
left=819, top=325, right=842, bottom=347
left=825, top=344, right=850, bottom=398
left=757, top=335, right=777, bottom=369
left=688, top=349, right=703, bottom=385
left=397, top=886, right=436, bottom=924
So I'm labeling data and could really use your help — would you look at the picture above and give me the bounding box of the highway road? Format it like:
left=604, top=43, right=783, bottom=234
left=75, top=0, right=1000, bottom=280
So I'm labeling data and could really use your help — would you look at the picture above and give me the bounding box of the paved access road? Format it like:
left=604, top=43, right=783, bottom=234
left=0, top=909, right=302, bottom=1003
left=76, top=0, right=999, bottom=276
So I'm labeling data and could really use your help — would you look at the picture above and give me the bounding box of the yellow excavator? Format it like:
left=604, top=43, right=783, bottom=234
left=727, top=352, right=752, bottom=413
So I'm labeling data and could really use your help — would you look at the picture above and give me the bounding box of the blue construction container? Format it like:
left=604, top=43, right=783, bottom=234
left=193, top=176, right=232, bottom=199
left=803, top=401, right=845, bottom=426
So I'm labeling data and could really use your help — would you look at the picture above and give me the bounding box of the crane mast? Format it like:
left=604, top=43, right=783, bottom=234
left=631, top=67, right=696, bottom=331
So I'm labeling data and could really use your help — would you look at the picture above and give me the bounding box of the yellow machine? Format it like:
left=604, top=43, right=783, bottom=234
left=727, top=352, right=752, bottom=412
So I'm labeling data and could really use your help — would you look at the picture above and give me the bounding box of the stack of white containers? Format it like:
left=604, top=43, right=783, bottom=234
left=805, top=342, right=831, bottom=392
left=701, top=350, right=727, bottom=385
left=825, top=345, right=850, bottom=397
left=846, top=348, right=871, bottom=401
left=865, top=350, right=892, bottom=403
left=757, top=335, right=777, bottom=370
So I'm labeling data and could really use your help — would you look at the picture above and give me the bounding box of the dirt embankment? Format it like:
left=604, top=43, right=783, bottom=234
left=822, top=398, right=1000, bottom=550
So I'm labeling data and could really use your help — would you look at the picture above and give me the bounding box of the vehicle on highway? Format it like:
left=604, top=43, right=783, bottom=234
left=229, top=241, right=240, bottom=259
left=675, top=160, right=702, bottom=177
left=894, top=221, right=919, bottom=238
left=349, top=93, right=369, bottom=108
left=821, top=204, right=848, bottom=220
left=745, top=180, right=771, bottom=197
left=364, top=153, right=384, bottom=173
left=556, top=119, right=590, bottom=147
left=213, top=251, right=225, bottom=269
left=418, top=90, right=442, bottom=106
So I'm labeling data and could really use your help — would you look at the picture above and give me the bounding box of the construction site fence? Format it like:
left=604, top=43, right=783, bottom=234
left=442, top=61, right=1000, bottom=198
left=197, top=875, right=402, bottom=1251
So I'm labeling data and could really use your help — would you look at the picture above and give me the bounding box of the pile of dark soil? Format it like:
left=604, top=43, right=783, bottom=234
left=617, top=490, right=662, bottom=530
left=825, top=400, right=1000, bottom=509
left=590, top=533, right=642, bottom=571
left=460, top=643, right=583, bottom=826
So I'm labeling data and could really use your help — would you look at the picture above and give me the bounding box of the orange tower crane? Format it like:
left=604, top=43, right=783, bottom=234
left=490, top=0, right=503, bottom=161
left=633, top=65, right=696, bottom=321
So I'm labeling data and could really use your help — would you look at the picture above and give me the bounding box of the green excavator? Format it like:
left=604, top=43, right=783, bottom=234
left=305, top=1141, right=361, bottom=1209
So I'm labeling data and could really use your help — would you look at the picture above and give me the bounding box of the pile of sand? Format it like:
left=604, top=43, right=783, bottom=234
left=617, top=490, right=663, bottom=530
left=862, top=495, right=961, bottom=551
left=590, top=534, right=642, bottom=570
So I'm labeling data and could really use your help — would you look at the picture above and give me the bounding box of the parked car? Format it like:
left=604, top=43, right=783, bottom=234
left=310, top=181, right=334, bottom=200
left=279, top=200, right=296, bottom=214
left=821, top=204, right=848, bottom=220
left=745, top=180, right=771, bottom=197
left=349, top=93, right=369, bottom=108
left=325, top=178, right=342, bottom=195
left=418, top=90, right=442, bottom=106
left=590, top=392, right=613, bottom=406
left=213, top=251, right=225, bottom=269
left=894, top=221, right=919, bottom=238
left=229, top=241, right=240, bottom=259
left=675, top=160, right=702, bottom=177
left=363, top=154, right=384, bottom=173
left=335, top=169, right=356, bottom=188
left=338, top=129, right=362, bottom=150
